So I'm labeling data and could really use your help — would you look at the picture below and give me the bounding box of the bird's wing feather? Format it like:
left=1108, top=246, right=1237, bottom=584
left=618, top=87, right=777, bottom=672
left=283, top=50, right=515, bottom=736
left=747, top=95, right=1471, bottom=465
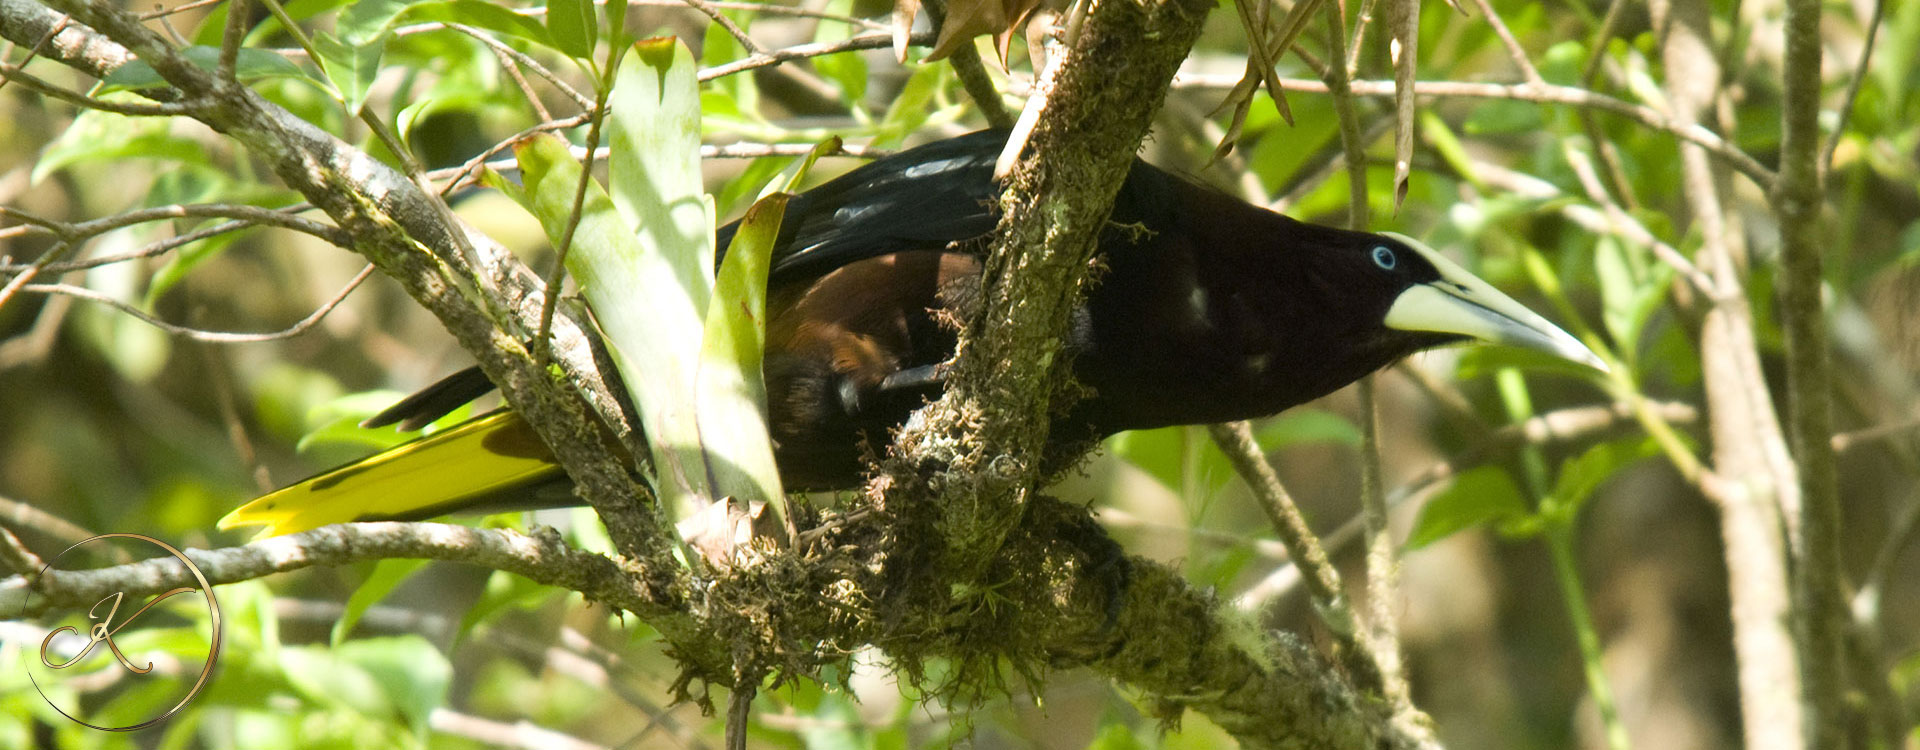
left=723, top=130, right=1007, bottom=279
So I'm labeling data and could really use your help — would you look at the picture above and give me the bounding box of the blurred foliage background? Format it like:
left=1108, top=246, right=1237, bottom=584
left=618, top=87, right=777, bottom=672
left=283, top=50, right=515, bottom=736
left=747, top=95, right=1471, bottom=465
left=0, top=0, right=1916, bottom=747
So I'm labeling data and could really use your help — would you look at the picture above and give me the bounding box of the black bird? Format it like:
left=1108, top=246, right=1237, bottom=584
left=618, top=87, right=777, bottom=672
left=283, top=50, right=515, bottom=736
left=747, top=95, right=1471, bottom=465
left=223, top=130, right=1602, bottom=535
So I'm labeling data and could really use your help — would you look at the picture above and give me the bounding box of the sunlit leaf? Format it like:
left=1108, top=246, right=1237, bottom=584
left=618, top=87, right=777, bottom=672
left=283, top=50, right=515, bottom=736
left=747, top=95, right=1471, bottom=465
left=1406, top=465, right=1529, bottom=549
left=696, top=194, right=790, bottom=510
left=400, top=0, right=553, bottom=47
left=330, top=559, right=431, bottom=646
left=337, top=0, right=417, bottom=45
left=98, top=46, right=304, bottom=94
left=1546, top=437, right=1658, bottom=518
left=313, top=31, right=383, bottom=113
left=546, top=0, right=598, bottom=58
left=334, top=636, right=452, bottom=736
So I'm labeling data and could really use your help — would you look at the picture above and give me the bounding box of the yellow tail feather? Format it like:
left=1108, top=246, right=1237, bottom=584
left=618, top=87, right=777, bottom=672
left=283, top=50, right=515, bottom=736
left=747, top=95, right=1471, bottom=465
left=220, top=410, right=563, bottom=537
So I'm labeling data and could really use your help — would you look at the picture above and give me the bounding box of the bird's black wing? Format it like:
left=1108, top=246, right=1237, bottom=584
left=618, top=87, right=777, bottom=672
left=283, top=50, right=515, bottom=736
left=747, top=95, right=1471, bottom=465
left=720, top=129, right=1007, bottom=280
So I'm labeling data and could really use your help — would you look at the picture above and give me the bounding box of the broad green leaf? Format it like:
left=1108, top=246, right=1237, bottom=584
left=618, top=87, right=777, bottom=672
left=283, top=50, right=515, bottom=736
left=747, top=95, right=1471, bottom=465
left=278, top=646, right=390, bottom=715
left=605, top=0, right=630, bottom=58
left=97, top=46, right=303, bottom=94
left=74, top=231, right=170, bottom=383
left=1106, top=427, right=1189, bottom=492
left=1087, top=721, right=1152, bottom=750
left=330, top=559, right=431, bottom=646
left=337, top=0, right=417, bottom=45
left=1546, top=437, right=1658, bottom=518
left=334, top=636, right=452, bottom=737
left=1455, top=343, right=1608, bottom=382
left=812, top=0, right=868, bottom=111
left=400, top=0, right=553, bottom=47
left=1419, top=111, right=1481, bottom=191
left=455, top=570, right=569, bottom=644
left=696, top=193, right=791, bottom=509
left=598, top=38, right=717, bottom=507
left=1254, top=409, right=1362, bottom=451
left=1594, top=237, right=1637, bottom=347
left=1406, top=465, right=1528, bottom=549
left=716, top=155, right=791, bottom=216
left=293, top=390, right=470, bottom=455
left=33, top=109, right=211, bottom=182
left=312, top=31, right=383, bottom=113
left=873, top=64, right=945, bottom=145
left=546, top=0, right=598, bottom=58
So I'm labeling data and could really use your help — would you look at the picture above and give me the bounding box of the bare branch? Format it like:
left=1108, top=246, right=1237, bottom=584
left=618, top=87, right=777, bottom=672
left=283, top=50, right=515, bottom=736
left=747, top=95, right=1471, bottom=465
left=680, top=0, right=766, bottom=55
left=697, top=30, right=931, bottom=81
left=1, top=522, right=676, bottom=620
left=1173, top=72, right=1777, bottom=190
left=17, top=262, right=376, bottom=343
left=0, top=60, right=200, bottom=115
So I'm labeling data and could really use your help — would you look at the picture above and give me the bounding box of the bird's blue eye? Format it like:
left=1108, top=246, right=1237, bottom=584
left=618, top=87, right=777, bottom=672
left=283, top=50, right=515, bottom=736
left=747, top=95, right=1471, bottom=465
left=1371, top=245, right=1397, bottom=270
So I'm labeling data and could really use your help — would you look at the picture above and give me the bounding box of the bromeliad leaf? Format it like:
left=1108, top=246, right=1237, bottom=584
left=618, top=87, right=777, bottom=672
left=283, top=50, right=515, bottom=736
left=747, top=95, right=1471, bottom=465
left=696, top=194, right=791, bottom=515
left=601, top=38, right=718, bottom=510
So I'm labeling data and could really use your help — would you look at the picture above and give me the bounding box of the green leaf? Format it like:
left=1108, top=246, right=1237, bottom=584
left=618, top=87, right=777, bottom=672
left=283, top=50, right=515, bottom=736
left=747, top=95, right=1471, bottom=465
left=33, top=109, right=211, bottom=182
left=595, top=37, right=719, bottom=507
left=278, top=645, right=390, bottom=716
left=1106, top=427, right=1188, bottom=492
left=336, top=0, right=417, bottom=45
left=400, top=0, right=553, bottom=47
left=811, top=0, right=868, bottom=111
left=1455, top=344, right=1608, bottom=382
left=1254, top=409, right=1362, bottom=451
left=546, top=0, right=598, bottom=58
left=455, top=570, right=568, bottom=643
left=1546, top=437, right=1658, bottom=518
left=334, top=636, right=452, bottom=737
left=312, top=31, right=383, bottom=113
left=330, top=559, right=431, bottom=646
left=873, top=64, right=944, bottom=145
left=97, top=46, right=303, bottom=94
left=1406, top=465, right=1529, bottom=549
left=696, top=193, right=791, bottom=509
left=74, top=232, right=171, bottom=383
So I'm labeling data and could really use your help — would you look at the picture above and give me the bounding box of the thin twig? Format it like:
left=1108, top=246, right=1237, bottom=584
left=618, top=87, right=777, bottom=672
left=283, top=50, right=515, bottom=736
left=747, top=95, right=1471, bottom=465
left=216, top=0, right=247, bottom=80
left=445, top=22, right=591, bottom=109
left=1207, top=422, right=1376, bottom=686
left=0, top=61, right=199, bottom=116
left=1831, top=416, right=1920, bottom=453
left=2, top=211, right=341, bottom=276
left=697, top=30, right=932, bottom=81
left=533, top=84, right=612, bottom=369
left=1322, top=0, right=1415, bottom=715
left=680, top=0, right=766, bottom=55
left=493, top=42, right=555, bottom=123
left=1, top=203, right=348, bottom=251
left=1776, top=0, right=1845, bottom=739
left=924, top=0, right=1013, bottom=129
left=0, top=524, right=46, bottom=577
left=1174, top=73, right=1777, bottom=191
left=1237, top=401, right=1699, bottom=608
left=1577, top=0, right=1641, bottom=211
left=1561, top=148, right=1719, bottom=297
left=1822, top=0, right=1885, bottom=175
left=16, top=263, right=376, bottom=343
left=429, top=710, right=607, bottom=750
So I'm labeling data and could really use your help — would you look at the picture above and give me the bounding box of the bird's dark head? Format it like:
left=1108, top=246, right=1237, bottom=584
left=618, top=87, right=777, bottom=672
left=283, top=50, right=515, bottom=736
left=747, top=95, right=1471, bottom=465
left=1262, top=225, right=1608, bottom=382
